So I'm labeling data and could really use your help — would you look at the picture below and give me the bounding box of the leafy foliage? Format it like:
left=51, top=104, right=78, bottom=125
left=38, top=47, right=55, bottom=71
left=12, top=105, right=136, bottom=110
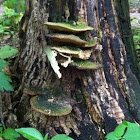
left=51, top=134, right=74, bottom=140
left=106, top=121, right=140, bottom=140
left=3, top=0, right=25, bottom=13
left=0, top=0, right=25, bottom=37
left=2, top=128, right=20, bottom=140
left=0, top=6, right=23, bottom=36
left=15, top=128, right=44, bottom=140
left=0, top=59, right=8, bottom=70
left=0, top=45, right=18, bottom=59
left=131, top=17, right=140, bottom=71
left=129, top=0, right=140, bottom=11
left=0, top=72, right=13, bottom=92
left=0, top=45, right=18, bottom=92
left=0, top=126, right=73, bottom=140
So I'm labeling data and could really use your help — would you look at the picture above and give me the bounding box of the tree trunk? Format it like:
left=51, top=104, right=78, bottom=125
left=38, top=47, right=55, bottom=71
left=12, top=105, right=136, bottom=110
left=114, top=0, right=140, bottom=80
left=3, top=0, right=140, bottom=140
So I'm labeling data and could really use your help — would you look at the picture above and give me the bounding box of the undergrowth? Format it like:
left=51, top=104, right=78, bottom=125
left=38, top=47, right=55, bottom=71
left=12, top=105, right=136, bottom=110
left=0, top=0, right=25, bottom=39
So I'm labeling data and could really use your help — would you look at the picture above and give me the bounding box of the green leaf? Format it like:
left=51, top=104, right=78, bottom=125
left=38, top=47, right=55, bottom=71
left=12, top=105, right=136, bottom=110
left=0, top=72, right=13, bottom=92
left=2, top=128, right=20, bottom=140
left=44, top=133, right=48, bottom=140
left=0, top=59, right=9, bottom=70
left=0, top=45, right=18, bottom=59
left=123, top=122, right=140, bottom=140
left=0, top=124, right=3, bottom=133
left=0, top=29, right=5, bottom=34
left=45, top=46, right=62, bottom=78
left=51, top=134, right=74, bottom=140
left=114, top=123, right=127, bottom=137
left=134, top=44, right=140, bottom=50
left=123, top=135, right=140, bottom=140
left=122, top=121, right=131, bottom=126
left=0, top=133, right=3, bottom=137
left=105, top=132, right=120, bottom=140
left=15, top=128, right=44, bottom=140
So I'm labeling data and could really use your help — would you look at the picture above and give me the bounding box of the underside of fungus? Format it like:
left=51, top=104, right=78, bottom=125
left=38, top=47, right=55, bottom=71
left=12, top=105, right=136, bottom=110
left=30, top=94, right=72, bottom=116
left=46, top=33, right=98, bottom=48
left=23, top=87, right=43, bottom=95
left=46, top=34, right=87, bottom=46
left=51, top=46, right=92, bottom=60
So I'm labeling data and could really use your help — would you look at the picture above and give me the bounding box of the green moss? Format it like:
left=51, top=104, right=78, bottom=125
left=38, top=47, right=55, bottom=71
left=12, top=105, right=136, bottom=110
left=85, top=40, right=98, bottom=48
left=30, top=95, right=72, bottom=116
left=70, top=59, right=102, bottom=70
left=44, top=22, right=93, bottom=33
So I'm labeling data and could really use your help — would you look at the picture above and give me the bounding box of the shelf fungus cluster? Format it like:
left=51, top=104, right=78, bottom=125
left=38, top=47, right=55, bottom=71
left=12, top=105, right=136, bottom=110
left=30, top=94, right=72, bottom=116
left=23, top=87, right=73, bottom=116
left=25, top=22, right=102, bottom=117
left=44, top=22, right=102, bottom=78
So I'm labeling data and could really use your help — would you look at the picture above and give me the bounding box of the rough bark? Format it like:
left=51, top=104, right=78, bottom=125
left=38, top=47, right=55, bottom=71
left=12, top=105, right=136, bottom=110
left=3, top=0, right=140, bottom=140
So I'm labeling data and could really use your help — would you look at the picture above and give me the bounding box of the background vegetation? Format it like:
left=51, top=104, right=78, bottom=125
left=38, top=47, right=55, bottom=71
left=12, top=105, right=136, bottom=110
left=129, top=0, right=140, bottom=11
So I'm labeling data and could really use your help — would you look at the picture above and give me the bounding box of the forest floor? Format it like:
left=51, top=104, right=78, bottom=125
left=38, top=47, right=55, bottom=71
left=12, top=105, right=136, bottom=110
left=0, top=4, right=19, bottom=48
left=130, top=13, right=140, bottom=27
left=0, top=5, right=3, bottom=15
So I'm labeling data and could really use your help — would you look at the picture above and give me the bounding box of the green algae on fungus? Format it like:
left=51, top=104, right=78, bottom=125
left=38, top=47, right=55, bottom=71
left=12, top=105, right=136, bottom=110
left=84, top=40, right=98, bottom=48
left=44, top=22, right=93, bottom=33
left=51, top=46, right=92, bottom=60
left=46, top=34, right=87, bottom=45
left=70, top=59, right=102, bottom=70
left=30, top=95, right=72, bottom=116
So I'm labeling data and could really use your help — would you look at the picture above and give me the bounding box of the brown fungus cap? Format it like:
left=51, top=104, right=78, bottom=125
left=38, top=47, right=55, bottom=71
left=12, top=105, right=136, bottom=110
left=30, top=95, right=72, bottom=116
left=44, top=22, right=93, bottom=33
left=23, top=87, right=43, bottom=96
left=46, top=34, right=87, bottom=46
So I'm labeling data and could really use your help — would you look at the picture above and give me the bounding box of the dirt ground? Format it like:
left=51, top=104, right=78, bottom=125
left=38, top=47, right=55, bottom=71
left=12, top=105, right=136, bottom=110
left=0, top=5, right=3, bottom=15
left=130, top=13, right=140, bottom=27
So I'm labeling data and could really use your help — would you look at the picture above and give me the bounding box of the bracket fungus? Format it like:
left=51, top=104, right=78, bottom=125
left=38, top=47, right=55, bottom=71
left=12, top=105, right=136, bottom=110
left=46, top=34, right=87, bottom=46
left=70, top=59, right=102, bottom=70
left=51, top=46, right=81, bottom=55
left=23, top=87, right=43, bottom=96
left=51, top=46, right=92, bottom=60
left=30, top=95, right=72, bottom=116
left=46, top=34, right=98, bottom=48
left=85, top=40, right=98, bottom=48
left=44, top=21, right=102, bottom=78
left=44, top=22, right=93, bottom=33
